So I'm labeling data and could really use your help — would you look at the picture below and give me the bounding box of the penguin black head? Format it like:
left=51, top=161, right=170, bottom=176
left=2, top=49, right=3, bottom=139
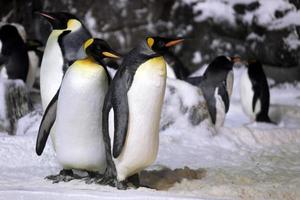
left=0, top=25, right=23, bottom=44
left=83, top=38, right=120, bottom=64
left=145, top=36, right=184, bottom=54
left=0, top=25, right=25, bottom=54
left=38, top=11, right=82, bottom=31
left=208, top=56, right=235, bottom=71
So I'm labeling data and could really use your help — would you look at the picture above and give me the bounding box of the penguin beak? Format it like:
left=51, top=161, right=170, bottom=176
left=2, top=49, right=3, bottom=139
left=102, top=51, right=121, bottom=59
left=165, top=38, right=184, bottom=47
left=38, top=12, right=56, bottom=21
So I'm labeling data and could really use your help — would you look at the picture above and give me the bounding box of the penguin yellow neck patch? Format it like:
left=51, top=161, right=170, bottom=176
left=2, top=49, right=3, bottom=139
left=75, top=58, right=100, bottom=69
left=67, top=19, right=81, bottom=31
left=84, top=38, right=94, bottom=50
left=147, top=37, right=154, bottom=48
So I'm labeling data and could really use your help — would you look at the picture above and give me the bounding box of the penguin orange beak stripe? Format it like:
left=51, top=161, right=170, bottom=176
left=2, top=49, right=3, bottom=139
left=102, top=51, right=120, bottom=59
left=165, top=39, right=184, bottom=47
left=39, top=12, right=56, bottom=21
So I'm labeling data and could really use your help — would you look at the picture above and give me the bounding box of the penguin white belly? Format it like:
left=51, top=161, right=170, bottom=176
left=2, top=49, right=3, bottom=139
left=55, top=63, right=108, bottom=172
left=214, top=88, right=226, bottom=128
left=114, top=56, right=166, bottom=181
left=166, top=63, right=176, bottom=79
left=240, top=70, right=261, bottom=119
left=226, top=70, right=234, bottom=98
left=40, top=30, right=64, bottom=110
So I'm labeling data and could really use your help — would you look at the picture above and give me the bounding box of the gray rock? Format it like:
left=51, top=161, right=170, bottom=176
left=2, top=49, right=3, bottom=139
left=0, top=78, right=31, bottom=135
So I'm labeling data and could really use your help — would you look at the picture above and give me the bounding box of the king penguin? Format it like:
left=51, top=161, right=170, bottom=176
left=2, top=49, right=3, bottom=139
left=99, top=36, right=184, bottom=189
left=36, top=38, right=120, bottom=183
left=38, top=11, right=91, bottom=110
left=186, top=56, right=236, bottom=128
left=0, top=24, right=29, bottom=84
left=240, top=59, right=272, bottom=123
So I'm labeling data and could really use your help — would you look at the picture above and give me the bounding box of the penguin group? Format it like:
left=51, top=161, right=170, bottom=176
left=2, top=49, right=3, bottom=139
left=0, top=10, right=273, bottom=189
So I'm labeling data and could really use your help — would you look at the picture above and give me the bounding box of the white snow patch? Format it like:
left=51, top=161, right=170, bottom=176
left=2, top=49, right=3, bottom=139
left=283, top=31, right=300, bottom=50
left=1, top=63, right=300, bottom=199
left=193, top=1, right=236, bottom=25
left=270, top=10, right=300, bottom=29
left=192, top=51, right=202, bottom=64
left=246, top=32, right=265, bottom=42
left=183, top=0, right=299, bottom=30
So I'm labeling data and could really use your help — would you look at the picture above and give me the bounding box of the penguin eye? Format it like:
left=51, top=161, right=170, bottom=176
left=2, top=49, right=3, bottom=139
left=157, top=41, right=165, bottom=48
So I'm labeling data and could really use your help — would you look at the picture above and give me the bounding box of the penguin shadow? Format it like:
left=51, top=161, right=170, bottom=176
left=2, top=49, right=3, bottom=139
left=139, top=166, right=206, bottom=190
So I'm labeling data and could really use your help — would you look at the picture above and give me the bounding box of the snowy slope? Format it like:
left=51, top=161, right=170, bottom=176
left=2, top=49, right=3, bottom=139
left=1, top=65, right=300, bottom=200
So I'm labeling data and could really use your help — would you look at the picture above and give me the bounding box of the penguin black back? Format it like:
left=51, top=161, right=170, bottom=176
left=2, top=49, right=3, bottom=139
left=203, top=56, right=233, bottom=84
left=247, top=59, right=272, bottom=123
left=0, top=24, right=29, bottom=82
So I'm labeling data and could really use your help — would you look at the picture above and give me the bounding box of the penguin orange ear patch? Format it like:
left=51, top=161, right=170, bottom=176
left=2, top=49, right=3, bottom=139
left=84, top=38, right=94, bottom=50
left=147, top=37, right=154, bottom=48
left=67, top=19, right=81, bottom=30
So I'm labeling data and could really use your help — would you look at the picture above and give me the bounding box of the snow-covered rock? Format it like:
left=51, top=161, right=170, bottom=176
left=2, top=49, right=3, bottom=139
left=0, top=68, right=32, bottom=135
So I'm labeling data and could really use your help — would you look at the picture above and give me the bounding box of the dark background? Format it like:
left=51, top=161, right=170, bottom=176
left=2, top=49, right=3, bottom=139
left=0, top=0, right=299, bottom=82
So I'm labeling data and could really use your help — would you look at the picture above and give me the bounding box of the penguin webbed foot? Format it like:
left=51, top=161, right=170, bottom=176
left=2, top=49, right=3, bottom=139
left=256, top=114, right=276, bottom=124
left=46, top=169, right=80, bottom=183
left=83, top=171, right=103, bottom=184
left=95, top=170, right=128, bottom=189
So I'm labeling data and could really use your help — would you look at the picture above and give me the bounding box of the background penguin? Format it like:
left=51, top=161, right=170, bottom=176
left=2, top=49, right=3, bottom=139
left=38, top=11, right=92, bottom=110
left=36, top=38, right=120, bottom=183
left=240, top=59, right=273, bottom=123
left=186, top=56, right=236, bottom=128
left=99, top=36, right=184, bottom=189
left=0, top=24, right=29, bottom=85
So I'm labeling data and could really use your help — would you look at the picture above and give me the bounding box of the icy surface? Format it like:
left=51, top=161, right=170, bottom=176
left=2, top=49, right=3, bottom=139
left=0, top=65, right=300, bottom=199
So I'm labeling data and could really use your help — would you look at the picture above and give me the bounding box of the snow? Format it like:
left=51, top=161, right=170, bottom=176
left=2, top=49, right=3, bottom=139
left=183, top=0, right=300, bottom=31
left=193, top=1, right=236, bottom=25
left=192, top=51, right=202, bottom=64
left=1, top=1, right=300, bottom=198
left=1, top=64, right=300, bottom=199
left=283, top=32, right=300, bottom=50
left=246, top=32, right=265, bottom=42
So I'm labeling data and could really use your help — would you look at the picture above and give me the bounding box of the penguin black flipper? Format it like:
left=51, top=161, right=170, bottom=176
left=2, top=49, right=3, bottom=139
left=251, top=82, right=261, bottom=113
left=36, top=89, right=59, bottom=155
left=217, top=81, right=230, bottom=113
left=111, top=69, right=132, bottom=158
left=185, top=76, right=205, bottom=86
left=200, top=85, right=217, bottom=124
